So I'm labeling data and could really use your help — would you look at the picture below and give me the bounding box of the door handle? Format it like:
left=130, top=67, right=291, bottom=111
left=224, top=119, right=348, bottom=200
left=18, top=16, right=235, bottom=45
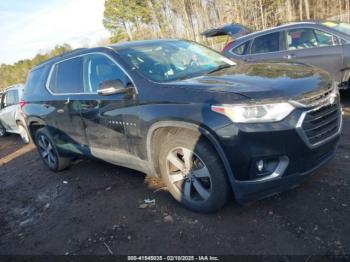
left=284, top=54, right=296, bottom=59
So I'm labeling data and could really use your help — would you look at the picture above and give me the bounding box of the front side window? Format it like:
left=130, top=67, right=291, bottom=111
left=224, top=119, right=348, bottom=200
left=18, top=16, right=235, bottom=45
left=286, top=28, right=318, bottom=50
left=314, top=30, right=339, bottom=46
left=250, top=32, right=280, bottom=54
left=287, top=28, right=339, bottom=50
left=118, top=41, right=235, bottom=82
left=83, top=54, right=131, bottom=93
left=49, top=57, right=84, bottom=94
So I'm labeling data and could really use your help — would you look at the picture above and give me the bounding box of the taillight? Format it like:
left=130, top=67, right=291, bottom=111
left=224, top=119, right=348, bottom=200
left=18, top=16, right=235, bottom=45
left=222, top=40, right=233, bottom=53
left=19, top=100, right=27, bottom=109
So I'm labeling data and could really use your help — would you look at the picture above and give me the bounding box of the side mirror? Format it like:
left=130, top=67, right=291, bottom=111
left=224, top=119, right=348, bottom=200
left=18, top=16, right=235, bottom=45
left=97, top=79, right=133, bottom=96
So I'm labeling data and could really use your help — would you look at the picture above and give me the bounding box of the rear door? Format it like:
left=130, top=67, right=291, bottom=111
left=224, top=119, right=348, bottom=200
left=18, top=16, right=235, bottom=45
left=282, top=27, right=343, bottom=81
left=45, top=57, right=89, bottom=150
left=245, top=31, right=286, bottom=62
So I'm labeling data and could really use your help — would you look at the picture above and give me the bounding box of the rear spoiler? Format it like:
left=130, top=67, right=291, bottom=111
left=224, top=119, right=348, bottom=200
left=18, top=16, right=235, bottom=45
left=201, top=23, right=252, bottom=39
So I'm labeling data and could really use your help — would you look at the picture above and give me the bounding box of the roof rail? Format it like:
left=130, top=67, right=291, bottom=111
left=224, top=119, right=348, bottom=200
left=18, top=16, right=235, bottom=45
left=33, top=47, right=88, bottom=69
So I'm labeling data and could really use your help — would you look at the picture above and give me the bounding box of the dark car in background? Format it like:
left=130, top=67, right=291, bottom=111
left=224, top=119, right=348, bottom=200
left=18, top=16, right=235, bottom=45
left=203, top=21, right=350, bottom=90
left=22, top=39, right=341, bottom=212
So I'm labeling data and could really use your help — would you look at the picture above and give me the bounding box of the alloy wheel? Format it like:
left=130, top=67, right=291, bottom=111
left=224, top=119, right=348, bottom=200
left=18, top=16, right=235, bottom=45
left=37, top=135, right=57, bottom=169
left=166, top=147, right=212, bottom=202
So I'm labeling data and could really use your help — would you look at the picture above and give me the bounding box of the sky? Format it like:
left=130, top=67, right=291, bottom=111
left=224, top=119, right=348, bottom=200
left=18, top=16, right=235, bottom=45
left=0, top=0, right=110, bottom=65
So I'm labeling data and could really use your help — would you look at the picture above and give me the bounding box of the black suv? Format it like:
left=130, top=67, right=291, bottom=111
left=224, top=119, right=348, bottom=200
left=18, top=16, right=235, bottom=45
left=22, top=40, right=342, bottom=212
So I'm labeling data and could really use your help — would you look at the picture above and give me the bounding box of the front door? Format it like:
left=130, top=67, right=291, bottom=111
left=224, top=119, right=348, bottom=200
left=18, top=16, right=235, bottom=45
left=79, top=53, right=139, bottom=166
left=283, top=28, right=343, bottom=81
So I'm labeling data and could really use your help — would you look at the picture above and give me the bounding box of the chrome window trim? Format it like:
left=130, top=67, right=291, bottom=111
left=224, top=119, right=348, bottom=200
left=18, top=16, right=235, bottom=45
left=45, top=52, right=138, bottom=96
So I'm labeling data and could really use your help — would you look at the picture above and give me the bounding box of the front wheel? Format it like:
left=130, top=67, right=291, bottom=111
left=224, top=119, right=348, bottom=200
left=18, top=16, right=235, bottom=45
left=35, top=128, right=71, bottom=172
left=158, top=130, right=231, bottom=213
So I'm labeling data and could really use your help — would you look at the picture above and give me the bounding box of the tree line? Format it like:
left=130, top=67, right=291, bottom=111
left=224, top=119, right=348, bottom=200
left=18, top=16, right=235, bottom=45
left=103, top=0, right=350, bottom=46
left=0, top=44, right=71, bottom=91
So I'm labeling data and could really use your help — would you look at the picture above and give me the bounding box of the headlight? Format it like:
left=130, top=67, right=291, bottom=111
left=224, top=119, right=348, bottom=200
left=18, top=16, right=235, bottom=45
left=211, top=102, right=295, bottom=123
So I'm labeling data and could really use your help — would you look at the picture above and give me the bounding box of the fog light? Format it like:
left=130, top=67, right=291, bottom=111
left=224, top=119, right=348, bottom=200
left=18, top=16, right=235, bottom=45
left=256, top=160, right=264, bottom=172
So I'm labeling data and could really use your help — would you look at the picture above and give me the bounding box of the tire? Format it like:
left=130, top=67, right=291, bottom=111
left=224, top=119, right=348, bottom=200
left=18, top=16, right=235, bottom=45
left=17, top=123, right=30, bottom=144
left=0, top=122, right=8, bottom=137
left=158, top=130, right=231, bottom=213
left=35, top=127, right=71, bottom=172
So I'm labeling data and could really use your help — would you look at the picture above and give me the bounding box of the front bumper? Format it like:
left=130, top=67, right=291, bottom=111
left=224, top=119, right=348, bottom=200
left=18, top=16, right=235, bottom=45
left=214, top=104, right=341, bottom=204
left=233, top=139, right=337, bottom=204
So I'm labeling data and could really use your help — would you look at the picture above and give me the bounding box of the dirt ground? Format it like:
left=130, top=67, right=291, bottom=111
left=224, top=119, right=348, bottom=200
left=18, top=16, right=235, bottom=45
left=0, top=97, right=350, bottom=256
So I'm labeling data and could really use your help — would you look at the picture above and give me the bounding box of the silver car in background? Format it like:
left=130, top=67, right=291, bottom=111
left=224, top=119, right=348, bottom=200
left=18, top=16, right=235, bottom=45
left=0, top=84, right=30, bottom=143
left=203, top=21, right=350, bottom=90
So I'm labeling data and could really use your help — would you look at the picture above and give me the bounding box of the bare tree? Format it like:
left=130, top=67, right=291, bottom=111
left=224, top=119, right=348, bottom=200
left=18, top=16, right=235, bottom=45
left=304, top=0, right=311, bottom=19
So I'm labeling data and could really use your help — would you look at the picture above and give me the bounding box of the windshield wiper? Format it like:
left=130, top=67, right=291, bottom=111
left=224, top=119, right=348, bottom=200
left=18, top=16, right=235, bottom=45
left=206, top=64, right=232, bottom=75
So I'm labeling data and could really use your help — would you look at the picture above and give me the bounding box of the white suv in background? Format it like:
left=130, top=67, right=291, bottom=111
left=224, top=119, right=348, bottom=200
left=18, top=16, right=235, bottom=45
left=0, top=84, right=30, bottom=143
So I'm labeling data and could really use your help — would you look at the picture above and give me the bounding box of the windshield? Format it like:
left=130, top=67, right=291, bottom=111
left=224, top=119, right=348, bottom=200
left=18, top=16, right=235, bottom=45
left=323, top=21, right=350, bottom=35
left=118, top=41, right=235, bottom=82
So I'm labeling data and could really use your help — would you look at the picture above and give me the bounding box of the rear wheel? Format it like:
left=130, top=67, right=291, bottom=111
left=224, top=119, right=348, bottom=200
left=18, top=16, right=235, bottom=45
left=0, top=123, right=8, bottom=137
left=158, top=130, right=231, bottom=213
left=35, top=128, right=71, bottom=172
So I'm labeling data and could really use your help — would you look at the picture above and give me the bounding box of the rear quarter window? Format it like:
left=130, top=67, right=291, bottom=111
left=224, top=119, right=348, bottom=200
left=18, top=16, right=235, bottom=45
left=23, top=66, right=48, bottom=98
left=232, top=42, right=248, bottom=55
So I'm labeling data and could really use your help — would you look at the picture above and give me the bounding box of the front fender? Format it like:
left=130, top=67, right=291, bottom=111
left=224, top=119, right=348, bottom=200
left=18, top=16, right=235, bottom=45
left=145, top=120, right=240, bottom=198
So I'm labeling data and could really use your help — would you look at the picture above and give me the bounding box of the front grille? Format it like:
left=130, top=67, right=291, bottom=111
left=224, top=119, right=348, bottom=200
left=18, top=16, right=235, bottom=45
left=301, top=102, right=341, bottom=145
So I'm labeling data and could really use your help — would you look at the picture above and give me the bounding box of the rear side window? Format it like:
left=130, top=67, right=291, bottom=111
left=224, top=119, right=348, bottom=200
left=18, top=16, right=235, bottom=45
left=11, top=90, right=19, bottom=104
left=250, top=32, right=280, bottom=54
left=232, top=42, right=248, bottom=55
left=49, top=57, right=84, bottom=94
left=24, top=67, right=46, bottom=97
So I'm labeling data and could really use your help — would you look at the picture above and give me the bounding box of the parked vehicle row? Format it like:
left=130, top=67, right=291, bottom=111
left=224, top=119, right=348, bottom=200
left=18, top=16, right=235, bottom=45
left=21, top=39, right=341, bottom=212
left=0, top=84, right=30, bottom=143
left=203, top=20, right=350, bottom=90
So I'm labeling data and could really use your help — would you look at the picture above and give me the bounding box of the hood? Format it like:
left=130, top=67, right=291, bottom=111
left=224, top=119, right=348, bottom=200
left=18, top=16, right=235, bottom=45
left=167, top=63, right=331, bottom=102
left=201, top=23, right=252, bottom=39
